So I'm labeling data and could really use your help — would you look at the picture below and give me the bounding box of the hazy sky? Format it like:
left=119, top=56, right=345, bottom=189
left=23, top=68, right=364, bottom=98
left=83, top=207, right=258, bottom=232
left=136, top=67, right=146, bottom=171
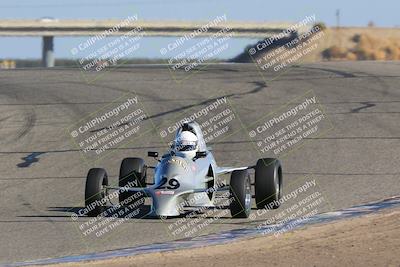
left=0, top=0, right=399, bottom=59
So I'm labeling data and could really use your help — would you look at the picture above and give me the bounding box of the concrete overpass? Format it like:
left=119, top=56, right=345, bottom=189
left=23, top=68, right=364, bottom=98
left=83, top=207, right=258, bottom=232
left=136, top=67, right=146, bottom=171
left=0, top=19, right=311, bottom=67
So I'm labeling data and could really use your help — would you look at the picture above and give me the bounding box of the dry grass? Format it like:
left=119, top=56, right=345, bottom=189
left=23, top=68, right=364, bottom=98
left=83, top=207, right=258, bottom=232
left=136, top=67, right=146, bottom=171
left=323, top=33, right=400, bottom=60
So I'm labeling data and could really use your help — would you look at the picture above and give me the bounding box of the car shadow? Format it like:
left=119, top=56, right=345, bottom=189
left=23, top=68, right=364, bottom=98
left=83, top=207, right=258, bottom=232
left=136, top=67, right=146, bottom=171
left=43, top=205, right=240, bottom=220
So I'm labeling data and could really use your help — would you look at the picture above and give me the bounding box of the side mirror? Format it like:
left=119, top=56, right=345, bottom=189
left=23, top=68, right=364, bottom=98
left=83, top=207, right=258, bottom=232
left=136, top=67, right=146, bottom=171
left=148, top=151, right=159, bottom=158
left=195, top=151, right=207, bottom=159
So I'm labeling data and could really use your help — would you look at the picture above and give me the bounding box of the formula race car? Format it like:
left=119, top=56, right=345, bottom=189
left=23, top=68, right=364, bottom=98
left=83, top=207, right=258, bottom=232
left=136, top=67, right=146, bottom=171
left=84, top=121, right=283, bottom=218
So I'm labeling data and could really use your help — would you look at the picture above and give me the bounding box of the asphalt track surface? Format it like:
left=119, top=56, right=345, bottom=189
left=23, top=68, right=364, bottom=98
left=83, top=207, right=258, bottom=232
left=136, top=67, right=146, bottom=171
left=0, top=61, right=399, bottom=264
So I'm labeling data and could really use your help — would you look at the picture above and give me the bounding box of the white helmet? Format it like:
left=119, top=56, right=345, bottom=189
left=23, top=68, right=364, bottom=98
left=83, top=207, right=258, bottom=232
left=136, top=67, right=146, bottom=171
left=174, top=131, right=198, bottom=158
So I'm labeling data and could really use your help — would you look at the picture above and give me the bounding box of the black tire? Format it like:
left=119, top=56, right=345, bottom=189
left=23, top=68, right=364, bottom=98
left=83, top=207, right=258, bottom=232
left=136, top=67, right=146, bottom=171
left=230, top=170, right=252, bottom=218
left=119, top=158, right=146, bottom=209
left=85, top=168, right=109, bottom=217
left=255, top=158, right=282, bottom=209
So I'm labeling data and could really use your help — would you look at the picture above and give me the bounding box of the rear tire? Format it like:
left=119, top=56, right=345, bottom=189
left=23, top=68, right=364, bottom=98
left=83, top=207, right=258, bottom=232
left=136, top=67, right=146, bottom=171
left=255, top=158, right=282, bottom=209
left=119, top=158, right=146, bottom=211
left=230, top=170, right=252, bottom=218
left=85, top=168, right=108, bottom=217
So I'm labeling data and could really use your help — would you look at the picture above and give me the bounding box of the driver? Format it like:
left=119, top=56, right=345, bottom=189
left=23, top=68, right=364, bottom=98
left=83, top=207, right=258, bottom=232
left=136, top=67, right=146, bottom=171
left=174, top=131, right=198, bottom=158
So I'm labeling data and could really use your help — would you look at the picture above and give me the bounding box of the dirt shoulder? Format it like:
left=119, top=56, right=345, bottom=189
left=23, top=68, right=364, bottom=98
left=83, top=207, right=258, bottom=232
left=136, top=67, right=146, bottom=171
left=46, top=208, right=400, bottom=267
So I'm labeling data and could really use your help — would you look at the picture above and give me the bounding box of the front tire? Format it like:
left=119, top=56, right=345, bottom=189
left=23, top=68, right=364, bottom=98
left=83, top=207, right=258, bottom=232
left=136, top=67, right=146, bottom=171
left=85, top=168, right=109, bottom=217
left=255, top=158, right=282, bottom=209
left=230, top=170, right=252, bottom=218
left=119, top=158, right=146, bottom=209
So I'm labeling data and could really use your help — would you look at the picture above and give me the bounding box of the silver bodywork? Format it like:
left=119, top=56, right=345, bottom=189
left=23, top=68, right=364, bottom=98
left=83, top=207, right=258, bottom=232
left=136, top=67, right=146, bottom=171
left=110, top=122, right=249, bottom=217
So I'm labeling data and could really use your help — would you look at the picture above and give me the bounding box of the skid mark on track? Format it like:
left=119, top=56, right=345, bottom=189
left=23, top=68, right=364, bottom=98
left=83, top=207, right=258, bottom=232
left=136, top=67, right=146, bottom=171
left=14, top=110, right=36, bottom=141
left=89, top=83, right=266, bottom=133
left=351, top=102, right=376, bottom=113
left=16, top=152, right=45, bottom=168
left=0, top=115, right=11, bottom=122
left=296, top=66, right=356, bottom=78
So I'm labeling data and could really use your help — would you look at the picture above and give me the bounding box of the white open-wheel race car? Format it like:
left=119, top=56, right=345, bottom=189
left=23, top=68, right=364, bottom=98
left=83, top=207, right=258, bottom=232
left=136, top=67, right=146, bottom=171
left=84, top=121, right=283, bottom=219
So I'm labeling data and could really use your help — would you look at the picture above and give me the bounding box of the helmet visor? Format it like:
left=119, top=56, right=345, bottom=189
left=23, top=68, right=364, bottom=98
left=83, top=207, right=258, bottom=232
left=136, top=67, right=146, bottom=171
left=176, top=141, right=197, bottom=151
